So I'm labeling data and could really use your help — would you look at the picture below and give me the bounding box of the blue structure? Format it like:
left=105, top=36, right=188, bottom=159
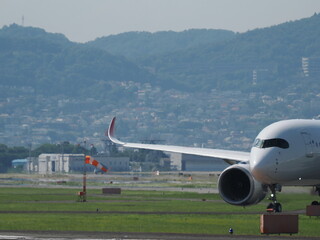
left=12, top=159, right=28, bottom=168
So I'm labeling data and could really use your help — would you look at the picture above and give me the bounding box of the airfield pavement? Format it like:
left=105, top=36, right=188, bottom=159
left=1, top=231, right=320, bottom=240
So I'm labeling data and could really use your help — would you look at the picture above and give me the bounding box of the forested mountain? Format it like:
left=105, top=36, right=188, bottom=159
left=0, top=24, right=155, bottom=97
left=2, top=14, right=320, bottom=95
left=138, top=13, right=320, bottom=91
left=87, top=29, right=235, bottom=61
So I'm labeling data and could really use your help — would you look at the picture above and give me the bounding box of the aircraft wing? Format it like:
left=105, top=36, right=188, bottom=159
left=108, top=117, right=250, bottom=164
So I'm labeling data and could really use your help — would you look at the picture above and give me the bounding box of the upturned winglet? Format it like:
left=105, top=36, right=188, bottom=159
left=107, top=117, right=125, bottom=145
left=107, top=116, right=249, bottom=163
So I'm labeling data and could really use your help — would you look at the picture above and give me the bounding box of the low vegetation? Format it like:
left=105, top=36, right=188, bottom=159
left=0, top=184, right=319, bottom=236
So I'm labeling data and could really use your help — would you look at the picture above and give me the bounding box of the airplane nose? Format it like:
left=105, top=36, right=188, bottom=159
left=250, top=149, right=274, bottom=184
left=251, top=159, right=266, bottom=182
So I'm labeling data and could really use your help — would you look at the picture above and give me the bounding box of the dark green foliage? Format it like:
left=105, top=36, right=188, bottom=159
left=30, top=142, right=87, bottom=157
left=87, top=29, right=235, bottom=61
left=0, top=144, right=28, bottom=172
left=2, top=14, right=320, bottom=95
left=140, top=13, right=320, bottom=91
left=0, top=24, right=155, bottom=97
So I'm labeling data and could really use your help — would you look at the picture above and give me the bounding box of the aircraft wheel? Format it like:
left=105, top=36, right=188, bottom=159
left=274, top=203, right=282, bottom=213
left=311, top=201, right=319, bottom=205
left=266, top=202, right=282, bottom=212
left=266, top=203, right=274, bottom=212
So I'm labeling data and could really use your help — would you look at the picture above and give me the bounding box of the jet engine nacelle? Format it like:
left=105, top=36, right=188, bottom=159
left=218, top=163, right=268, bottom=206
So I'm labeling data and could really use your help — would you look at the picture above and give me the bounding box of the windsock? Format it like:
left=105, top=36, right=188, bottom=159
left=85, top=156, right=108, bottom=173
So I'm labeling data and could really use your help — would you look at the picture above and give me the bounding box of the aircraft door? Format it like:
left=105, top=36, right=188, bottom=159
left=301, top=131, right=314, bottom=158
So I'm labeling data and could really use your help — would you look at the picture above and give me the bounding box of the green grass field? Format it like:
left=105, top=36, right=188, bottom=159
left=0, top=185, right=320, bottom=237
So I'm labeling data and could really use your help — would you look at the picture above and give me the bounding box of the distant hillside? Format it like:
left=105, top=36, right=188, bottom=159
left=140, top=13, right=320, bottom=91
left=0, top=24, right=156, bottom=97
left=1, top=14, right=320, bottom=95
left=0, top=23, right=71, bottom=45
left=2, top=16, right=320, bottom=148
left=87, top=29, right=235, bottom=61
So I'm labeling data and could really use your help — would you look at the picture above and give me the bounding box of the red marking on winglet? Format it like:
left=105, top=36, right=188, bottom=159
left=107, top=117, right=124, bottom=145
left=108, top=117, right=116, bottom=138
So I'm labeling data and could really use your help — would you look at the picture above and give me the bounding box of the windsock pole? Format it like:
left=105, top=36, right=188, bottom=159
left=78, top=156, right=108, bottom=202
left=78, top=155, right=87, bottom=202
left=82, top=158, right=87, bottom=202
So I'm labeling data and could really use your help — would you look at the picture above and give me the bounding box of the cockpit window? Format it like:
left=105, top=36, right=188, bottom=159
left=253, top=138, right=289, bottom=149
left=253, top=138, right=263, bottom=148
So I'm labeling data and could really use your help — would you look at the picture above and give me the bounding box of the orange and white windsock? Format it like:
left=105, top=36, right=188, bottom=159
left=85, top=156, right=108, bottom=173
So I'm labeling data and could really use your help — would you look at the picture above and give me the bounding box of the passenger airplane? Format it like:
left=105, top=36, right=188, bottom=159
left=108, top=117, right=320, bottom=212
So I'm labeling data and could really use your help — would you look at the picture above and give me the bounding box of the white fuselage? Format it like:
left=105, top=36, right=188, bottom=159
left=250, top=119, right=320, bottom=186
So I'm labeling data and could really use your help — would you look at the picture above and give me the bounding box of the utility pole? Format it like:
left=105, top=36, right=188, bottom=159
left=82, top=140, right=87, bottom=202
left=78, top=140, right=87, bottom=202
left=82, top=158, right=87, bottom=202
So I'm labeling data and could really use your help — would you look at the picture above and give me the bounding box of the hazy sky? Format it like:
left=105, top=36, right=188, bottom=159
left=1, top=0, right=320, bottom=43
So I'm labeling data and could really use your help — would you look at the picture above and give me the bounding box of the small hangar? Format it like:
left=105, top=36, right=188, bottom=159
left=38, top=154, right=84, bottom=174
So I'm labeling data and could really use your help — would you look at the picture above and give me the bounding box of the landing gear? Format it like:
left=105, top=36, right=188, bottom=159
left=266, top=184, right=282, bottom=213
left=267, top=202, right=282, bottom=212
left=315, top=186, right=320, bottom=196
left=311, top=186, right=320, bottom=205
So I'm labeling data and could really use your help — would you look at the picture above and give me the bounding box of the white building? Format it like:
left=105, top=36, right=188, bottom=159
left=38, top=154, right=84, bottom=174
left=26, top=157, right=38, bottom=173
